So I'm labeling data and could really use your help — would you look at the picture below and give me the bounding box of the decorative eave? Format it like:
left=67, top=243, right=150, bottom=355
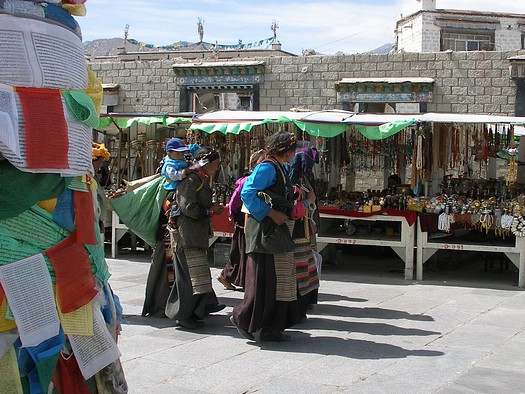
left=172, top=61, right=265, bottom=77
left=335, top=77, right=434, bottom=103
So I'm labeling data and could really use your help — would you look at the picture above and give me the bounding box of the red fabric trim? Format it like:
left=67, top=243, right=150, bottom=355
left=196, top=168, right=208, bottom=179
left=52, top=352, right=92, bottom=394
left=318, top=206, right=417, bottom=226
left=17, top=87, right=69, bottom=169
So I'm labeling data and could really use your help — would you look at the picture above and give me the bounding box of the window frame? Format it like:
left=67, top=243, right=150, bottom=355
left=440, top=29, right=495, bottom=51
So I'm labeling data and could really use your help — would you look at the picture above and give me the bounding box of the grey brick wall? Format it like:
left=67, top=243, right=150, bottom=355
left=88, top=50, right=522, bottom=191
left=89, top=50, right=523, bottom=115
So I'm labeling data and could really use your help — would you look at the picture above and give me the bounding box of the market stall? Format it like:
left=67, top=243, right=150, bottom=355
left=337, top=113, right=525, bottom=286
left=103, top=109, right=525, bottom=286
left=191, top=110, right=525, bottom=285
left=405, top=114, right=525, bottom=286
left=190, top=110, right=421, bottom=276
left=317, top=207, right=417, bottom=279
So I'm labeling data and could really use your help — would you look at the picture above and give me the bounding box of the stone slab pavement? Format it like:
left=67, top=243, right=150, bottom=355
left=106, top=250, right=525, bottom=394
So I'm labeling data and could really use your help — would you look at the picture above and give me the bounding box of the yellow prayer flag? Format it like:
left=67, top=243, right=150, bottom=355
left=0, top=299, right=16, bottom=333
left=57, top=297, right=94, bottom=336
left=0, top=347, right=23, bottom=394
left=61, top=4, right=87, bottom=16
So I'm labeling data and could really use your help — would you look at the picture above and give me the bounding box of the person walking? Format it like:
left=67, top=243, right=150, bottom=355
left=290, top=141, right=321, bottom=321
left=142, top=138, right=191, bottom=318
left=165, top=147, right=225, bottom=328
left=217, top=149, right=265, bottom=291
left=230, top=132, right=314, bottom=342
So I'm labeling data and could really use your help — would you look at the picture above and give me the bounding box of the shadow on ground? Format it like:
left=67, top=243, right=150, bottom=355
left=122, top=308, right=442, bottom=360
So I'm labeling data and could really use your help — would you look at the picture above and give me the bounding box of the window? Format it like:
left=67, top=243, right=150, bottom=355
left=441, top=30, right=494, bottom=51
left=190, top=90, right=254, bottom=114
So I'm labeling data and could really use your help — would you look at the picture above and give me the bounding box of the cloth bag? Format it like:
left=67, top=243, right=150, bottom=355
left=262, top=218, right=295, bottom=254
left=110, top=174, right=165, bottom=247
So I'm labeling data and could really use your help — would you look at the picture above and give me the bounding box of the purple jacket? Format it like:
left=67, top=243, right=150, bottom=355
left=228, top=175, right=248, bottom=221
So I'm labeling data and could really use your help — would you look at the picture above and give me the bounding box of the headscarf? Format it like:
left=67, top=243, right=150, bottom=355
left=92, top=142, right=110, bottom=161
left=290, top=141, right=319, bottom=185
left=188, top=143, right=201, bottom=158
left=192, top=147, right=220, bottom=169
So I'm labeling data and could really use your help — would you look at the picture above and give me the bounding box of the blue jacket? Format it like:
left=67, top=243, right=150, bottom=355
left=161, top=157, right=187, bottom=191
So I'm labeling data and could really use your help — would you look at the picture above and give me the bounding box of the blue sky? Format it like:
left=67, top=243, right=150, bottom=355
left=78, top=0, right=525, bottom=55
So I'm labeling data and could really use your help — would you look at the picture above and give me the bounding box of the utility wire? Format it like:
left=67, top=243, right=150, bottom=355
left=313, top=18, right=398, bottom=52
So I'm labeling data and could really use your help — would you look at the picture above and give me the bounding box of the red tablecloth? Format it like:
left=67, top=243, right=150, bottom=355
left=211, top=209, right=235, bottom=234
left=318, top=206, right=417, bottom=227
left=213, top=206, right=418, bottom=233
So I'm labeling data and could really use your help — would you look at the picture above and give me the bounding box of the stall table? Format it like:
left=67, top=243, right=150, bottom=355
left=110, top=211, right=145, bottom=258
left=208, top=206, right=417, bottom=280
left=317, top=207, right=417, bottom=280
left=416, top=217, right=525, bottom=287
left=111, top=211, right=128, bottom=258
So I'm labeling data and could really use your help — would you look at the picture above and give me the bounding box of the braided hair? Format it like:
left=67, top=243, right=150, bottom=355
left=249, top=149, right=265, bottom=171
left=265, top=131, right=296, bottom=157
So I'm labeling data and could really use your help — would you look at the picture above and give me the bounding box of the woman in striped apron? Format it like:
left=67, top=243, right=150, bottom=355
left=165, top=147, right=225, bottom=329
left=231, top=132, right=315, bottom=342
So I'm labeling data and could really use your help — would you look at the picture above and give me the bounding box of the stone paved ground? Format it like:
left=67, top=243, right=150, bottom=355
left=107, top=247, right=525, bottom=393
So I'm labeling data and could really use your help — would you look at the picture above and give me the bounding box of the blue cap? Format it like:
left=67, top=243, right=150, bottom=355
left=166, top=138, right=189, bottom=152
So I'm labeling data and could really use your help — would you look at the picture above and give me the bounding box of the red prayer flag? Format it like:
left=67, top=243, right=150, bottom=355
left=0, top=284, right=4, bottom=308
left=73, top=185, right=97, bottom=245
left=16, top=87, right=69, bottom=169
left=45, top=233, right=98, bottom=314
left=52, top=353, right=92, bottom=394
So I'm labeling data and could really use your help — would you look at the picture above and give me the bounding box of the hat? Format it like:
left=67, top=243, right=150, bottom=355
left=166, top=138, right=189, bottom=152
left=92, top=142, right=110, bottom=161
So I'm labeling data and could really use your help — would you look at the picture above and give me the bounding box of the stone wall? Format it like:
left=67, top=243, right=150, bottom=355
left=89, top=50, right=524, bottom=115
left=88, top=51, right=523, bottom=192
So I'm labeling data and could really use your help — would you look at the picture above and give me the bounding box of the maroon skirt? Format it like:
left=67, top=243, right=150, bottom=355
left=232, top=252, right=301, bottom=334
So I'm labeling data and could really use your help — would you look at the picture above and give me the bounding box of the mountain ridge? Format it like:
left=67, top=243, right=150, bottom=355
left=84, top=38, right=393, bottom=57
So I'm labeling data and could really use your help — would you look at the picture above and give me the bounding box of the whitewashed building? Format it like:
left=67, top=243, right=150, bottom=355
left=395, top=0, right=525, bottom=53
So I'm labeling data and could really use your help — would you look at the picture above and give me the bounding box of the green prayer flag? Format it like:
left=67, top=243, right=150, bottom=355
left=0, top=161, right=70, bottom=220
left=0, top=207, right=70, bottom=280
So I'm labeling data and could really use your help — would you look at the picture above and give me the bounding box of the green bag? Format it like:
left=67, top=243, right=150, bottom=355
left=110, top=174, right=166, bottom=248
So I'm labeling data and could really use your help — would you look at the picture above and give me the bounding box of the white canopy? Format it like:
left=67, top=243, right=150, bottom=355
left=193, top=110, right=525, bottom=126
left=416, top=112, right=525, bottom=125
